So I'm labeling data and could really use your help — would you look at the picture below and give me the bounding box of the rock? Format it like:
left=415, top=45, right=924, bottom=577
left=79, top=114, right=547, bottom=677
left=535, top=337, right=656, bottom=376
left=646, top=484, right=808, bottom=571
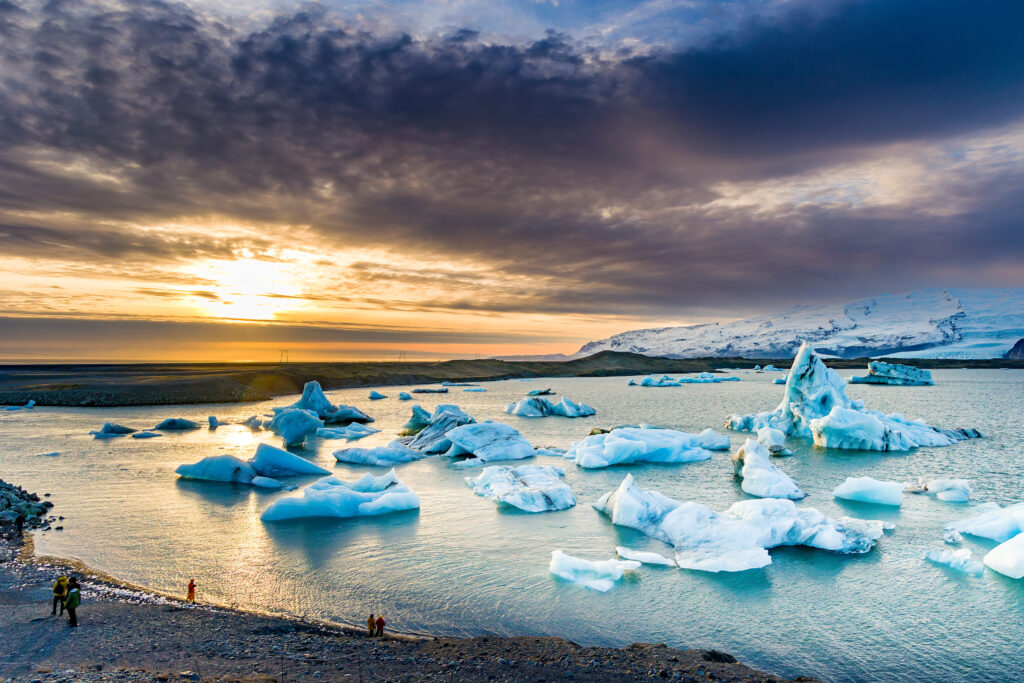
left=701, top=650, right=737, bottom=664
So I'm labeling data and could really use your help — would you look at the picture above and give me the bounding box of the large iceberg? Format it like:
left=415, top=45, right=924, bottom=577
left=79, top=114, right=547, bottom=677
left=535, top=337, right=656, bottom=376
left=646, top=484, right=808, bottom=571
left=833, top=476, right=905, bottom=506
left=333, top=442, right=426, bottom=466
left=89, top=422, right=136, bottom=438
left=176, top=443, right=328, bottom=484
left=594, top=474, right=885, bottom=572
left=850, top=361, right=934, bottom=386
left=267, top=408, right=324, bottom=447
left=731, top=439, right=804, bottom=500
left=398, top=405, right=434, bottom=435
left=176, top=455, right=258, bottom=483
left=260, top=469, right=419, bottom=521
left=400, top=404, right=476, bottom=453
left=444, top=422, right=535, bottom=467
left=925, top=548, right=984, bottom=576
left=983, top=533, right=1024, bottom=579
left=465, top=465, right=575, bottom=512
left=277, top=381, right=373, bottom=424
left=548, top=550, right=640, bottom=592
left=505, top=396, right=596, bottom=418
left=563, top=427, right=727, bottom=469
left=248, top=443, right=331, bottom=477
left=726, top=342, right=980, bottom=451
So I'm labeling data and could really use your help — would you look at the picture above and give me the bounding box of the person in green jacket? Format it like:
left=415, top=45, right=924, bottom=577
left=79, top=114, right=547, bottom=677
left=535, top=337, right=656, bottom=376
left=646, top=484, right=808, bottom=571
left=51, top=576, right=69, bottom=616
left=64, top=577, right=81, bottom=627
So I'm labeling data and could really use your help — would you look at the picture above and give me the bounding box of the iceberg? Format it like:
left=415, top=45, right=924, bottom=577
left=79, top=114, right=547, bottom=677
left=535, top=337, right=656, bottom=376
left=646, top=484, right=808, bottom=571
left=401, top=404, right=476, bottom=453
left=756, top=426, right=791, bottom=455
left=465, top=465, right=576, bottom=512
left=628, top=379, right=638, bottom=386
left=251, top=476, right=286, bottom=489
left=398, top=392, right=413, bottom=400
left=773, top=375, right=787, bottom=385
left=833, top=477, right=905, bottom=506
left=527, top=388, right=555, bottom=396
left=944, top=529, right=964, bottom=544
left=89, top=422, right=136, bottom=438
left=277, top=381, right=373, bottom=424
left=444, top=422, right=535, bottom=467
left=925, top=548, right=984, bottom=576
left=594, top=474, right=884, bottom=572
left=316, top=423, right=380, bottom=441
left=153, top=418, right=200, bottom=431
left=731, top=439, right=804, bottom=500
left=505, top=396, right=596, bottom=418
left=131, top=431, right=162, bottom=439
left=850, top=361, right=934, bottom=386
left=983, top=533, right=1024, bottom=579
left=3, top=399, right=35, bottom=411
left=763, top=365, right=778, bottom=372
left=412, top=387, right=448, bottom=394
left=563, top=427, right=726, bottom=469
left=924, top=478, right=972, bottom=502
left=268, top=408, right=324, bottom=447
left=945, top=503, right=1024, bottom=542
left=368, top=390, right=387, bottom=400
left=615, top=546, right=676, bottom=566
left=208, top=416, right=221, bottom=429
left=260, top=469, right=420, bottom=521
left=240, top=415, right=263, bottom=430
left=248, top=443, right=330, bottom=477
left=463, top=387, right=487, bottom=392
left=639, top=375, right=681, bottom=387
left=398, top=405, right=434, bottom=435
left=548, top=550, right=640, bottom=592
left=333, top=442, right=426, bottom=466
left=726, top=342, right=980, bottom=451
left=176, top=455, right=258, bottom=483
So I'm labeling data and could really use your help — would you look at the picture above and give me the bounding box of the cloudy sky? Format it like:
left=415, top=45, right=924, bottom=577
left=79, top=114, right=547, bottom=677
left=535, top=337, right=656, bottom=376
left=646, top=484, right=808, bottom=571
left=1, top=0, right=1022, bottom=361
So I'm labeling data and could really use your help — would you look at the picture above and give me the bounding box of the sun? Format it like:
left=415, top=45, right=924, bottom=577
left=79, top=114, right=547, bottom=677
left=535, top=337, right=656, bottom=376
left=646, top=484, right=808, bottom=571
left=184, top=257, right=303, bottom=321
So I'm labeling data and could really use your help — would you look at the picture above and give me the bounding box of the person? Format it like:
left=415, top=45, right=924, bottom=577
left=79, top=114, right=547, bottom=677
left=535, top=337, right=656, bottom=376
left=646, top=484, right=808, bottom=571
left=367, top=613, right=376, bottom=636
left=14, top=511, right=25, bottom=537
left=52, top=575, right=69, bottom=616
left=64, top=577, right=81, bottom=628
left=375, top=614, right=386, bottom=638
left=186, top=579, right=196, bottom=604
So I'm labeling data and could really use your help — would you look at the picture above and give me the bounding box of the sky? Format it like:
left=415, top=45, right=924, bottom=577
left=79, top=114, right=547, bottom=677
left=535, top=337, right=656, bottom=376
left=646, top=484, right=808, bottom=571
left=1, top=0, right=1022, bottom=361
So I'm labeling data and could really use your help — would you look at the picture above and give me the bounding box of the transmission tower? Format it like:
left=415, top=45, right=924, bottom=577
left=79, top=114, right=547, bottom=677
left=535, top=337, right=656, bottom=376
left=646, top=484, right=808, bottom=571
left=279, top=349, right=289, bottom=363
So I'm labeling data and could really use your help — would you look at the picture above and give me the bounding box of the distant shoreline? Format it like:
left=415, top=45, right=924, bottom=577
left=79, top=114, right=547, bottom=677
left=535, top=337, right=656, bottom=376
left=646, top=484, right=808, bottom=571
left=0, top=351, right=1020, bottom=407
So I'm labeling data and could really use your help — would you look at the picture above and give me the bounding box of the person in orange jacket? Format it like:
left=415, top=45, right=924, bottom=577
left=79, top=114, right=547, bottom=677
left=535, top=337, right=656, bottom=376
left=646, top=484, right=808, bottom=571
left=186, top=579, right=196, bottom=604
left=375, top=614, right=386, bottom=637
left=367, top=613, right=376, bottom=636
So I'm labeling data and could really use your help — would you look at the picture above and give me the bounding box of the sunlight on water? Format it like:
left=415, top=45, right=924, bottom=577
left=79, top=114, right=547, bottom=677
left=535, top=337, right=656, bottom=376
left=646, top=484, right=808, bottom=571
left=1, top=370, right=1023, bottom=682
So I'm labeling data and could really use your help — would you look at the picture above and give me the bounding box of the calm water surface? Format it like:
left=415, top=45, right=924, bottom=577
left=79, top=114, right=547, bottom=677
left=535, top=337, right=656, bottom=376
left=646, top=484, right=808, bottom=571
left=1, top=370, right=1022, bottom=682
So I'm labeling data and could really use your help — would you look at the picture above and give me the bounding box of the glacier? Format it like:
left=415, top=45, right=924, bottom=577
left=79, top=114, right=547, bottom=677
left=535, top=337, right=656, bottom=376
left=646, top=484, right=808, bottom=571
left=850, top=361, right=934, bottom=386
left=576, top=288, right=1024, bottom=359
left=260, top=469, right=420, bottom=521
left=832, top=477, right=905, bottom=506
left=548, top=550, right=640, bottom=592
left=594, top=474, right=885, bottom=572
left=505, top=396, right=596, bottom=418
left=731, top=439, right=804, bottom=500
left=443, top=422, right=535, bottom=467
left=726, top=342, right=981, bottom=451
left=563, top=426, right=728, bottom=469
left=465, top=465, right=576, bottom=512
left=277, top=381, right=373, bottom=424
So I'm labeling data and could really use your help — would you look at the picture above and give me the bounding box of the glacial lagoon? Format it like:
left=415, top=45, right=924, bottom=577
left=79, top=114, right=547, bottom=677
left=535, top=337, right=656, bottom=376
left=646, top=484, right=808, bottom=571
left=1, top=369, right=1022, bottom=682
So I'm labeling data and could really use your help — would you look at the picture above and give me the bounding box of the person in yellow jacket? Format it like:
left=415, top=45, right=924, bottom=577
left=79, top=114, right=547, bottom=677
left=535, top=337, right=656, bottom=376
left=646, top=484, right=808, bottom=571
left=51, top=576, right=69, bottom=616
left=367, top=613, right=376, bottom=636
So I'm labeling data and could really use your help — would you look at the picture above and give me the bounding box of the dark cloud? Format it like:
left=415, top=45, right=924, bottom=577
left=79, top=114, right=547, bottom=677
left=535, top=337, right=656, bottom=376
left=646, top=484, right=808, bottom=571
left=0, top=0, right=1022, bottom=319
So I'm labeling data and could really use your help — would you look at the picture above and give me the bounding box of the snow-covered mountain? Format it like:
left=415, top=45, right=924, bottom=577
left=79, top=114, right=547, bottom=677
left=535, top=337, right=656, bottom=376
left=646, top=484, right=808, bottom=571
left=576, top=288, right=1024, bottom=359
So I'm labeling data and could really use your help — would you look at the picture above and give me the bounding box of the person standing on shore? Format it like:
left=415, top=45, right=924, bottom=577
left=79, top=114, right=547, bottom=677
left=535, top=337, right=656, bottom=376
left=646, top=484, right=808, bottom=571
left=64, top=577, right=81, bottom=628
left=367, top=613, right=376, bottom=636
left=14, top=511, right=25, bottom=537
left=375, top=614, right=385, bottom=638
left=51, top=575, right=69, bottom=616
left=186, top=579, right=196, bottom=604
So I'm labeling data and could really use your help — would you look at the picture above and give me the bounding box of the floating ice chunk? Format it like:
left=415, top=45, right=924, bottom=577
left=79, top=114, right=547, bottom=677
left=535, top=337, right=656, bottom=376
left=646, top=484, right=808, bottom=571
left=240, top=415, right=263, bottom=430
left=153, top=418, right=200, bottom=431
left=316, top=423, right=380, bottom=441
left=850, top=361, right=934, bottom=386
left=628, top=379, right=638, bottom=386
left=465, top=465, right=575, bottom=512
left=564, top=427, right=723, bottom=469
left=548, top=550, right=639, bottom=592
left=399, top=405, right=435, bottom=436
left=4, top=399, right=35, bottom=411
left=35, top=451, right=61, bottom=457
left=249, top=443, right=330, bottom=477
left=639, top=375, right=681, bottom=387
left=773, top=375, right=787, bottom=385
left=131, top=431, right=162, bottom=439
left=444, top=422, right=535, bottom=467
left=90, top=422, right=136, bottom=438
left=278, top=381, right=373, bottom=424
left=732, top=439, right=804, bottom=500
left=983, top=533, right=1024, bottom=579
left=945, top=502, right=1024, bottom=542
left=756, top=427, right=791, bottom=456
left=833, top=477, right=905, bottom=506
left=176, top=455, right=257, bottom=483
left=251, top=476, right=285, bottom=489
left=442, top=381, right=477, bottom=387
left=944, top=529, right=963, bottom=544
left=260, top=469, right=419, bottom=521
left=925, top=548, right=984, bottom=575
left=926, top=479, right=972, bottom=502
left=615, top=546, right=676, bottom=566
left=402, top=404, right=476, bottom=453
left=368, top=390, right=387, bottom=400
left=333, top=442, right=426, bottom=466
left=727, top=343, right=979, bottom=451
left=398, top=392, right=413, bottom=400
left=412, top=388, right=448, bottom=394
left=208, top=416, right=221, bottom=429
left=594, top=474, right=883, bottom=572
left=528, top=388, right=555, bottom=396
left=267, top=408, right=324, bottom=447
left=505, top=396, right=596, bottom=418
left=463, top=387, right=487, bottom=392
left=763, top=365, right=777, bottom=372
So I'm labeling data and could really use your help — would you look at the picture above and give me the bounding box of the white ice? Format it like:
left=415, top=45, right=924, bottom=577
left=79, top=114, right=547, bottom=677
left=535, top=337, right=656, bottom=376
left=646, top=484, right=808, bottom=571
left=400, top=404, right=476, bottom=453
left=731, top=439, right=804, bottom=500
left=505, top=396, right=596, bottom=418
left=615, top=546, right=676, bottom=566
left=176, top=455, right=258, bottom=483
left=756, top=426, right=791, bottom=455
left=3, top=400, right=35, bottom=411
left=464, top=387, right=487, bottom=392
left=444, top=422, right=535, bottom=467
left=89, top=422, right=136, bottom=438
left=983, top=533, right=1024, bottom=579
left=465, top=465, right=576, bottom=512
left=925, top=478, right=972, bottom=502
left=548, top=550, right=640, bottom=592
left=131, top=431, right=162, bottom=439
left=277, top=380, right=373, bottom=424
left=251, top=476, right=286, bottom=489
left=726, top=342, right=980, bottom=451
left=925, top=548, right=984, bottom=575
left=563, top=427, right=726, bottom=469
left=368, top=390, right=387, bottom=400
left=333, top=442, right=426, bottom=466
left=267, top=408, right=324, bottom=447
left=153, top=418, right=200, bottom=431
left=945, top=502, right=1024, bottom=542
left=248, top=443, right=330, bottom=477
left=833, top=476, right=905, bottom=506
left=944, top=529, right=963, bottom=544
left=594, top=474, right=884, bottom=572
left=316, top=423, right=380, bottom=441
left=260, top=469, right=420, bottom=521
left=850, top=361, right=934, bottom=386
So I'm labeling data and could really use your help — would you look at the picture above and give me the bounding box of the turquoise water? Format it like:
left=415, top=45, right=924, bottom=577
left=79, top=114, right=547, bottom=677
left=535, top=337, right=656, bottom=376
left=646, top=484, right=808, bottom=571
left=1, top=370, right=1022, bottom=682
